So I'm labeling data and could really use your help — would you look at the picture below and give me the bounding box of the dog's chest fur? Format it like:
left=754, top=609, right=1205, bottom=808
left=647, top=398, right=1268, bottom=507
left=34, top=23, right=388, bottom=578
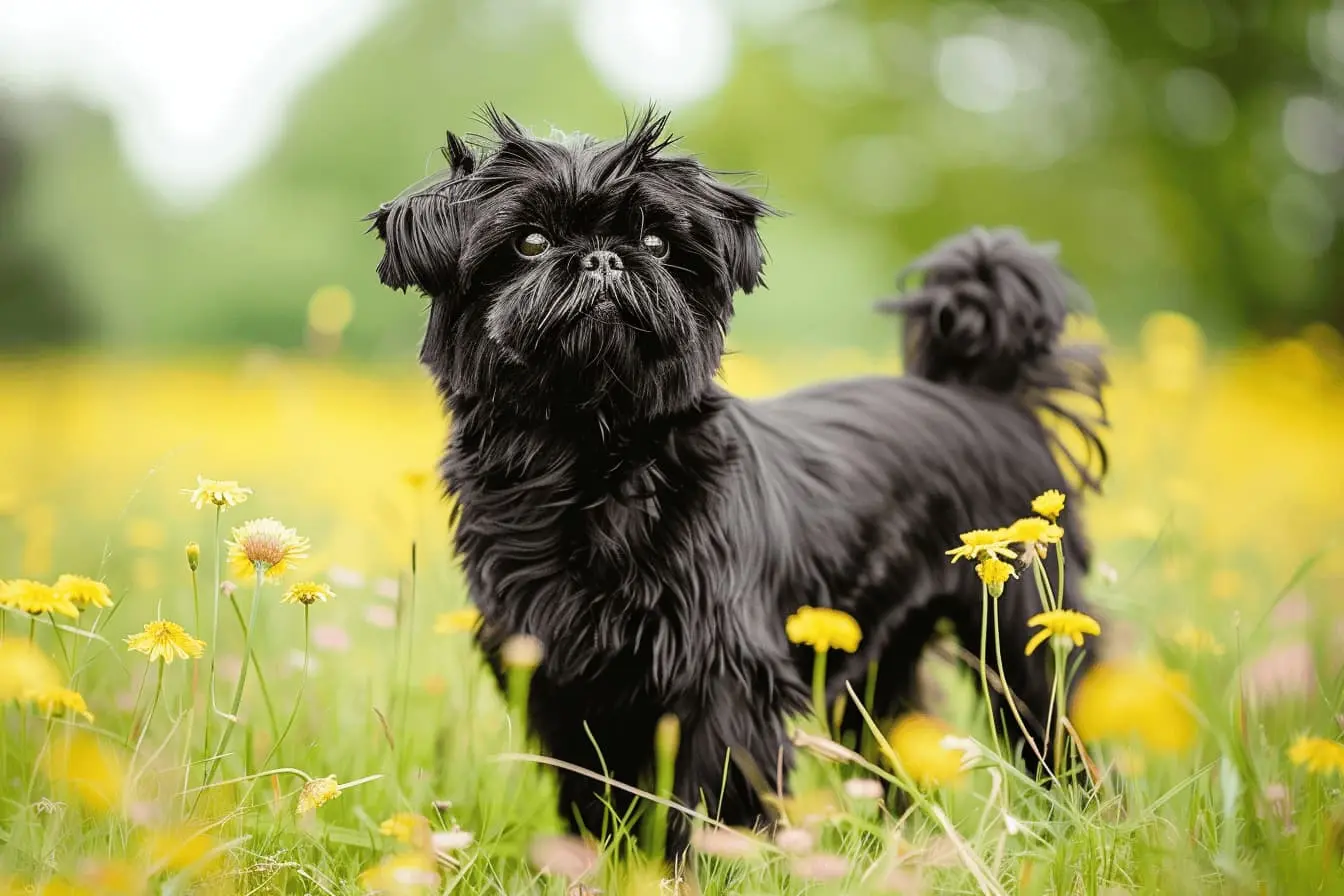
left=444, top=394, right=752, bottom=702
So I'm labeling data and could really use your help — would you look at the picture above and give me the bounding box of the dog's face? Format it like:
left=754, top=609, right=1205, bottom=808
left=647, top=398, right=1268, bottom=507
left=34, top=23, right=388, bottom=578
left=368, top=110, right=774, bottom=418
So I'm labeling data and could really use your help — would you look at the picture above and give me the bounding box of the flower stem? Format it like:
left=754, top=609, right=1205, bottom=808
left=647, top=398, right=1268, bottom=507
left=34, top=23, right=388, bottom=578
left=648, top=713, right=680, bottom=861
left=134, top=660, right=165, bottom=756
left=47, top=612, right=72, bottom=669
left=125, top=667, right=152, bottom=746
left=1055, top=542, right=1066, bottom=609
left=992, top=596, right=1043, bottom=774
left=810, top=648, right=829, bottom=735
left=21, top=616, right=34, bottom=757
left=860, top=659, right=879, bottom=760
left=228, top=592, right=281, bottom=741
left=202, top=567, right=263, bottom=793
left=1032, top=554, right=1058, bottom=612
left=208, top=507, right=223, bottom=716
left=978, top=586, right=1000, bottom=750
left=1050, top=645, right=1068, bottom=776
left=506, top=664, right=535, bottom=745
left=262, top=605, right=309, bottom=770
left=190, top=565, right=201, bottom=651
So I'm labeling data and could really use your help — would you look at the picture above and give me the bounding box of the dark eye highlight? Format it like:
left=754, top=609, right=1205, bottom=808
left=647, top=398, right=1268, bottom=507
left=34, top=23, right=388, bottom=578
left=516, top=232, right=551, bottom=258
left=641, top=234, right=669, bottom=259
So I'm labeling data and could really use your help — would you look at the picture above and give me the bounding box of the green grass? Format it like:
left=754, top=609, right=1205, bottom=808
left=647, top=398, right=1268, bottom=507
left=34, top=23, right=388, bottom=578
left=3, top=345, right=1344, bottom=894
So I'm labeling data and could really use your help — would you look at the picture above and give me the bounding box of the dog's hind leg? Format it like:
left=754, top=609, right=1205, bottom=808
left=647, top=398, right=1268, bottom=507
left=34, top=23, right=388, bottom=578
left=832, top=600, right=946, bottom=751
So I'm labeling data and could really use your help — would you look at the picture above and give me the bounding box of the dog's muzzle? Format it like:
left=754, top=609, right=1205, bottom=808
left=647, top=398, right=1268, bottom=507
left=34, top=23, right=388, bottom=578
left=580, top=250, right=624, bottom=285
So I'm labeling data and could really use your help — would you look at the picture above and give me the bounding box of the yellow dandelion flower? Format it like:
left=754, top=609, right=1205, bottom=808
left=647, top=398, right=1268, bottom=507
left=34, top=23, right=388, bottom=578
left=1031, top=489, right=1066, bottom=521
left=884, top=712, right=967, bottom=788
left=1006, top=517, right=1065, bottom=547
left=785, top=606, right=862, bottom=653
left=76, top=859, right=148, bottom=896
left=30, top=877, right=87, bottom=896
left=1288, top=736, right=1344, bottom=776
left=283, top=581, right=335, bottom=606
left=226, top=517, right=310, bottom=581
left=0, top=579, right=79, bottom=618
left=379, top=812, right=432, bottom=848
left=53, top=574, right=113, bottom=609
left=42, top=731, right=125, bottom=813
left=297, top=775, right=341, bottom=814
left=124, top=517, right=166, bottom=551
left=974, top=557, right=1016, bottom=598
left=945, top=528, right=1017, bottom=563
left=434, top=607, right=482, bottom=634
left=1208, top=568, right=1243, bottom=600
left=27, top=687, right=94, bottom=722
left=358, top=851, right=440, bottom=893
left=1025, top=609, right=1101, bottom=656
left=125, top=620, right=206, bottom=664
left=0, top=638, right=61, bottom=700
left=140, top=825, right=220, bottom=874
left=402, top=469, right=433, bottom=491
left=182, top=475, right=252, bottom=510
left=1070, top=658, right=1196, bottom=753
left=1170, top=623, right=1225, bottom=656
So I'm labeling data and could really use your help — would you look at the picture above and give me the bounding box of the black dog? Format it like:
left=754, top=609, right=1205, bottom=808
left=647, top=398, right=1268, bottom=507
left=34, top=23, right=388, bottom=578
left=367, top=109, right=1107, bottom=859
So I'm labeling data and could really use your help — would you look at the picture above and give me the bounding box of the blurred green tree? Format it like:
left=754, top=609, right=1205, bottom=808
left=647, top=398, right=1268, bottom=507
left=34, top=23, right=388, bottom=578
left=0, top=98, right=89, bottom=349
left=0, top=0, right=1337, bottom=352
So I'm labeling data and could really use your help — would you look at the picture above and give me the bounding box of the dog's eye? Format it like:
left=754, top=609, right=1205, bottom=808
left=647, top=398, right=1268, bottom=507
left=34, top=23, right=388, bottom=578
left=641, top=234, right=669, bottom=259
left=516, top=232, right=551, bottom=258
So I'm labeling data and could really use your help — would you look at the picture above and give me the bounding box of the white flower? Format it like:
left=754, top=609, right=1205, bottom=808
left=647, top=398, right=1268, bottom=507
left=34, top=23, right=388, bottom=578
left=842, top=777, right=885, bottom=801
left=431, top=827, right=475, bottom=853
left=939, top=734, right=986, bottom=771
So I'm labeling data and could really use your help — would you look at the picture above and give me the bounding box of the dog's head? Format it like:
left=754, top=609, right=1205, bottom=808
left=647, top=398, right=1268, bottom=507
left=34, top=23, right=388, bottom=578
left=367, top=108, right=774, bottom=418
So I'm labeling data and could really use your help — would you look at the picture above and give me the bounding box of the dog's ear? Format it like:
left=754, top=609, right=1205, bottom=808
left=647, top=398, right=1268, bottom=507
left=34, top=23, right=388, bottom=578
left=702, top=177, right=775, bottom=295
left=365, top=131, right=477, bottom=298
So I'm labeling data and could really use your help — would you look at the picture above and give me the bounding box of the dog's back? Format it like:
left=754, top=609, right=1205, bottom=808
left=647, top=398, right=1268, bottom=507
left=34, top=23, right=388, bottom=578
left=722, top=227, right=1109, bottom=773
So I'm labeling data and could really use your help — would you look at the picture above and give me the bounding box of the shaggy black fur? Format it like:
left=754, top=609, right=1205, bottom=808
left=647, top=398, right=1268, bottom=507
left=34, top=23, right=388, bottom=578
left=366, top=109, right=1109, bottom=860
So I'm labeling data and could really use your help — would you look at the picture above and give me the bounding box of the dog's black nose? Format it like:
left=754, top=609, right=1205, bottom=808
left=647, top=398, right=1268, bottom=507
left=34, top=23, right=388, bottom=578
left=580, top=250, right=624, bottom=280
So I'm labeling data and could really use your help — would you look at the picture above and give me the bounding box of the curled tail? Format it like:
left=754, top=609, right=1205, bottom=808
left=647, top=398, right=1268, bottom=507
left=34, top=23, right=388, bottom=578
left=877, top=226, right=1109, bottom=490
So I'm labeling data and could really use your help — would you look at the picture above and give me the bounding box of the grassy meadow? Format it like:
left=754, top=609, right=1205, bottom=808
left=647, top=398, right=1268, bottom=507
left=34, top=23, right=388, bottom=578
left=3, top=311, right=1344, bottom=894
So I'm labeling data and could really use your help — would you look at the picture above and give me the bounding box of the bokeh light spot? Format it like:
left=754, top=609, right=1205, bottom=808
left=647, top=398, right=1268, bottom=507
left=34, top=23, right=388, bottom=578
left=1269, top=175, right=1336, bottom=258
left=308, top=285, right=354, bottom=336
left=1163, top=67, right=1235, bottom=146
left=574, top=0, right=732, bottom=107
left=1282, top=95, right=1344, bottom=175
left=935, top=34, right=1019, bottom=114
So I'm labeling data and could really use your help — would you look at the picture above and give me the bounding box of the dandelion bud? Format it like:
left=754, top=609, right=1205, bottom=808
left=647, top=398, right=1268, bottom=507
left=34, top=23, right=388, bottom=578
left=775, top=826, right=815, bottom=855
left=185, top=542, right=200, bottom=571
left=501, top=634, right=544, bottom=670
left=655, top=713, right=681, bottom=766
left=296, top=775, right=340, bottom=814
left=842, top=777, right=885, bottom=801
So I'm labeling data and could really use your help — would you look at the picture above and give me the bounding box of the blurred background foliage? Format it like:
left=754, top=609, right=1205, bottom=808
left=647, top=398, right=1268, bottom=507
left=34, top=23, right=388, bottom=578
left=1, top=0, right=1340, bottom=359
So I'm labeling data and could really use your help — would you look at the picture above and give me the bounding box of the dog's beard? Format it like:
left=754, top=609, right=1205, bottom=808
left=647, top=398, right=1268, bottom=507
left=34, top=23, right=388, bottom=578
left=483, top=254, right=700, bottom=380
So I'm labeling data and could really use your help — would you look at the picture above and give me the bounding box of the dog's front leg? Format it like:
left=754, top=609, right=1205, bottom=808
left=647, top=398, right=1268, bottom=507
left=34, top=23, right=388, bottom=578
left=670, top=682, right=800, bottom=860
left=524, top=679, right=661, bottom=848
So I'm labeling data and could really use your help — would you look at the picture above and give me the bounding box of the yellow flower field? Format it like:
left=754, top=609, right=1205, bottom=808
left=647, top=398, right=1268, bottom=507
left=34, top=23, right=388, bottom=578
left=2, top=310, right=1344, bottom=893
